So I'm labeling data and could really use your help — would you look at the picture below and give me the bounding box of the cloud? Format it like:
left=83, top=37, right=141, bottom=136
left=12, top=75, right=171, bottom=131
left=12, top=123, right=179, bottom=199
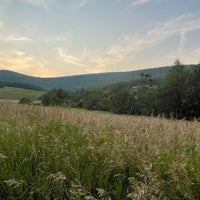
left=145, top=13, right=200, bottom=61
left=0, top=50, right=55, bottom=77
left=177, top=31, right=186, bottom=57
left=56, top=12, right=200, bottom=74
left=15, top=0, right=57, bottom=12
left=7, top=35, right=33, bottom=42
left=57, top=47, right=118, bottom=74
left=0, top=32, right=70, bottom=44
left=78, top=0, right=89, bottom=8
left=0, top=0, right=55, bottom=13
left=90, top=12, right=200, bottom=71
left=16, top=0, right=90, bottom=11
left=130, top=0, right=151, bottom=7
left=57, top=48, right=106, bottom=74
left=130, top=0, right=169, bottom=7
left=158, top=14, right=200, bottom=64
left=58, top=48, right=89, bottom=68
left=0, top=35, right=33, bottom=43
left=146, top=13, right=200, bottom=42
left=90, top=35, right=146, bottom=70
left=111, top=12, right=200, bottom=58
left=18, top=0, right=52, bottom=7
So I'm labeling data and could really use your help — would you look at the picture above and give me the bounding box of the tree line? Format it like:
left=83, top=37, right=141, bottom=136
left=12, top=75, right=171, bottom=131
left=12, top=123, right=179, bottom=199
left=40, top=60, right=200, bottom=119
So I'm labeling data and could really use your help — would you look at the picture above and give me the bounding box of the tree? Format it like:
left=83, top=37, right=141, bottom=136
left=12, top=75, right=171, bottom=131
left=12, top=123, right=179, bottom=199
left=41, top=88, right=70, bottom=106
left=125, top=88, right=138, bottom=115
left=184, top=64, right=200, bottom=119
left=70, top=89, right=87, bottom=108
left=83, top=90, right=108, bottom=111
left=108, top=84, right=129, bottom=114
left=157, top=59, right=188, bottom=118
left=55, top=88, right=70, bottom=100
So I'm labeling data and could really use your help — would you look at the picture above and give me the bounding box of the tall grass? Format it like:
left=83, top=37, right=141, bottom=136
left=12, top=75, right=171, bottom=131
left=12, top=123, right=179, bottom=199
left=0, top=103, right=200, bottom=199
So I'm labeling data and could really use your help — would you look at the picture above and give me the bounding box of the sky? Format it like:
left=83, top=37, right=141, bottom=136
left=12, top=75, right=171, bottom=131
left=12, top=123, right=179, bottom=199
left=0, top=0, right=200, bottom=77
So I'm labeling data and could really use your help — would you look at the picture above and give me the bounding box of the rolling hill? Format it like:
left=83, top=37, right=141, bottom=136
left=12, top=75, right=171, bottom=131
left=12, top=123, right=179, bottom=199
left=0, top=66, right=172, bottom=91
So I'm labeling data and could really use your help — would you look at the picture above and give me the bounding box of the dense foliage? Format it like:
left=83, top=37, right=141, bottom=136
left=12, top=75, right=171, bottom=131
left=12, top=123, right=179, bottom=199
left=41, top=61, right=200, bottom=119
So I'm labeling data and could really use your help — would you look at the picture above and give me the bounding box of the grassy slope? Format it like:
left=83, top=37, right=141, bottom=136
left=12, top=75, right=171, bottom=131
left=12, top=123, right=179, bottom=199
left=0, top=103, right=200, bottom=199
left=0, top=87, right=44, bottom=101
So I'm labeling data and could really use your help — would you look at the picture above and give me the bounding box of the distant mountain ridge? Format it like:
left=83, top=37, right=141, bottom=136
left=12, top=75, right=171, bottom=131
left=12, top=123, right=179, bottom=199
left=0, top=66, right=179, bottom=90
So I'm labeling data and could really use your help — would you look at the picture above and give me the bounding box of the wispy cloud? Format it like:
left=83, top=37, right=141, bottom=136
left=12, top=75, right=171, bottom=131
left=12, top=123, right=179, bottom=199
left=90, top=34, right=146, bottom=71
left=17, top=0, right=90, bottom=10
left=56, top=12, right=200, bottom=74
left=146, top=13, right=200, bottom=41
left=6, top=35, right=33, bottom=42
left=177, top=31, right=186, bottom=57
left=18, top=0, right=52, bottom=7
left=16, top=0, right=57, bottom=12
left=78, top=0, right=90, bottom=8
left=130, top=0, right=169, bottom=7
left=0, top=35, right=33, bottom=43
left=109, top=12, right=200, bottom=58
left=91, top=12, right=200, bottom=71
left=56, top=34, right=146, bottom=73
left=130, top=0, right=151, bottom=7
left=0, top=50, right=53, bottom=77
left=58, top=48, right=89, bottom=68
left=0, top=32, right=70, bottom=44
left=145, top=13, right=200, bottom=62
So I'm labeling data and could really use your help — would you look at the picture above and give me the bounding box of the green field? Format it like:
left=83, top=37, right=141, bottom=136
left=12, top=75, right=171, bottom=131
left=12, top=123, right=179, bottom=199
left=0, top=103, right=200, bottom=199
left=0, top=87, right=44, bottom=101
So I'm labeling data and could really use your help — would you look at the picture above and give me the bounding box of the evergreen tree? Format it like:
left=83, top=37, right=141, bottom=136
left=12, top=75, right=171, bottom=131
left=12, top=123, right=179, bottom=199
left=158, top=59, right=188, bottom=118
left=184, top=64, right=200, bottom=119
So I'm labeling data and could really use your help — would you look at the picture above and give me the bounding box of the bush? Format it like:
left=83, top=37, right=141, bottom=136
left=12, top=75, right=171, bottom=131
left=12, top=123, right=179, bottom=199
left=19, top=97, right=32, bottom=104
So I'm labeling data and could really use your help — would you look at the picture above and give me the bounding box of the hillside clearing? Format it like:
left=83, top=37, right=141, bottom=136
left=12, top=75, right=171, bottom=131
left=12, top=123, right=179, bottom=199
left=0, top=87, right=44, bottom=101
left=0, top=103, right=200, bottom=199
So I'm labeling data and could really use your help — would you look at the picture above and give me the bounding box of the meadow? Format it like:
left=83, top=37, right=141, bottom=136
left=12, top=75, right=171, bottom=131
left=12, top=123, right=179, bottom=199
left=0, top=87, right=44, bottom=101
left=0, top=103, right=200, bottom=199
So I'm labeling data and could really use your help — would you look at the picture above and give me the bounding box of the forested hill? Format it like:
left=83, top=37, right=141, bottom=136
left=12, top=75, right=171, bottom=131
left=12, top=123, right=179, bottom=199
left=0, top=67, right=171, bottom=90
left=0, top=66, right=178, bottom=90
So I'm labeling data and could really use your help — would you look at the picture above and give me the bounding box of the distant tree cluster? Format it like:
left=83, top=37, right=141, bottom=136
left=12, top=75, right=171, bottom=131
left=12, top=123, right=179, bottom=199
left=41, top=88, right=71, bottom=106
left=41, top=60, right=200, bottom=120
